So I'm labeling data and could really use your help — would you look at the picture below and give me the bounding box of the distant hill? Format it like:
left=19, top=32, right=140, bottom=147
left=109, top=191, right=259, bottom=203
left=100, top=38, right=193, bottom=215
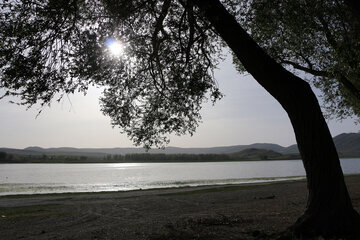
left=282, top=144, right=299, bottom=154
left=1, top=132, right=359, bottom=159
left=333, top=133, right=360, bottom=156
left=230, top=148, right=283, bottom=160
left=0, top=147, right=44, bottom=156
left=22, top=143, right=287, bottom=155
left=24, top=147, right=108, bottom=158
left=279, top=132, right=360, bottom=157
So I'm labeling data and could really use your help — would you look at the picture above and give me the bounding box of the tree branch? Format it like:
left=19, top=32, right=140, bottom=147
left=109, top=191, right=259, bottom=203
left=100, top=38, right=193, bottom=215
left=281, top=60, right=360, bottom=101
left=281, top=60, right=328, bottom=77
left=338, top=74, right=360, bottom=101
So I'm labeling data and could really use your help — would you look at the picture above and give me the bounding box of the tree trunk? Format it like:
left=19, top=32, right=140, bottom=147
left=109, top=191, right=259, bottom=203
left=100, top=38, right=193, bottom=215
left=193, top=0, right=360, bottom=238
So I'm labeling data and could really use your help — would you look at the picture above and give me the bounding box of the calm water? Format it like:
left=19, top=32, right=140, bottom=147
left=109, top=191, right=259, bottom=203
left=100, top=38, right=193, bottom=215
left=0, top=159, right=359, bottom=196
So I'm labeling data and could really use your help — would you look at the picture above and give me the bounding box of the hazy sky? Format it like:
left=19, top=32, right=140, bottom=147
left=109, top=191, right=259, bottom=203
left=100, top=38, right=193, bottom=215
left=0, top=53, right=358, bottom=149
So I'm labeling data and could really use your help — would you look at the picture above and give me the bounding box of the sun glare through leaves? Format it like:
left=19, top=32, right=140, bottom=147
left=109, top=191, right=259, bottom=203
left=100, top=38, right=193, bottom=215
left=105, top=38, right=124, bottom=56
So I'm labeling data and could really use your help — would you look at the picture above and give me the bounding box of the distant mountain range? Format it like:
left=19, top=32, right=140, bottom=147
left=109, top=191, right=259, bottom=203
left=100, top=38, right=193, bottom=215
left=1, top=132, right=359, bottom=158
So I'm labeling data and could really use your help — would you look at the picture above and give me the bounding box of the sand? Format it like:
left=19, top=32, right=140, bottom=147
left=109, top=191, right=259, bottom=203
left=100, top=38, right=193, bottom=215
left=0, top=175, right=359, bottom=240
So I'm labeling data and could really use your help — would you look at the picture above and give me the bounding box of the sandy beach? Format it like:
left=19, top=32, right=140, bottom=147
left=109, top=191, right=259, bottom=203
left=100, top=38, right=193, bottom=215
left=0, top=175, right=359, bottom=240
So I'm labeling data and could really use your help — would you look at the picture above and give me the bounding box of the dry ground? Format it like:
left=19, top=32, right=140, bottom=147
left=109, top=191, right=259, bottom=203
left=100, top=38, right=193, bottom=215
left=0, top=175, right=359, bottom=240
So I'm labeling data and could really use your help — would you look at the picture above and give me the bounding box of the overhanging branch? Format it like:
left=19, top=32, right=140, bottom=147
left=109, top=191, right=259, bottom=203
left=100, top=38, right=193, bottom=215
left=281, top=60, right=328, bottom=77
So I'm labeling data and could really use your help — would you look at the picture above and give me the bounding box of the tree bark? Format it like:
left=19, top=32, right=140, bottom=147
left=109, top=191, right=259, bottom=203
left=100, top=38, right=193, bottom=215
left=193, top=0, right=360, bottom=238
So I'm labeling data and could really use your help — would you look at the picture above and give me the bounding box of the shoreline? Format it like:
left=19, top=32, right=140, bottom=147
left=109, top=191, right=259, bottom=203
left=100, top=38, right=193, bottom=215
left=1, top=173, right=360, bottom=198
left=0, top=175, right=359, bottom=239
left=0, top=175, right=307, bottom=199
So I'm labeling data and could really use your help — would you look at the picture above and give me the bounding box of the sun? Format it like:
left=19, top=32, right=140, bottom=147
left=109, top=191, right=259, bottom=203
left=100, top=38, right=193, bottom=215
left=105, top=38, right=124, bottom=56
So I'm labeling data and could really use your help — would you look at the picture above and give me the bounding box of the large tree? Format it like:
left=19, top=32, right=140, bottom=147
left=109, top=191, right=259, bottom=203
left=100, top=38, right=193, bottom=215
left=232, top=0, right=360, bottom=121
left=0, top=0, right=359, bottom=238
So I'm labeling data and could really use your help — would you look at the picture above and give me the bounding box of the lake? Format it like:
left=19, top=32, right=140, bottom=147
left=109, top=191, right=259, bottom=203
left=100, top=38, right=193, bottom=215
left=1, top=158, right=359, bottom=196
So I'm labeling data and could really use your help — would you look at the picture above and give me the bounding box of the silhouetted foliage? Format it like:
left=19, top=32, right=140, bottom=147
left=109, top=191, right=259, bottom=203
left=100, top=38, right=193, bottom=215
left=231, top=0, right=360, bottom=120
left=0, top=151, right=299, bottom=163
left=124, top=153, right=233, bottom=162
left=1, top=0, right=359, bottom=143
left=0, top=0, right=223, bottom=148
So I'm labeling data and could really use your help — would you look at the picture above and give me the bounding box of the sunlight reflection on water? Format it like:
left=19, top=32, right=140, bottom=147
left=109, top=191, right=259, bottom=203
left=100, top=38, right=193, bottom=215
left=0, top=159, right=358, bottom=195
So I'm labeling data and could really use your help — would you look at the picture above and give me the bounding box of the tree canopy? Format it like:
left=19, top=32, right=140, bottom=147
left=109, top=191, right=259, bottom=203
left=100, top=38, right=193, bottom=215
left=0, top=0, right=359, bottom=147
left=0, top=0, right=223, bottom=148
left=232, top=0, right=360, bottom=120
